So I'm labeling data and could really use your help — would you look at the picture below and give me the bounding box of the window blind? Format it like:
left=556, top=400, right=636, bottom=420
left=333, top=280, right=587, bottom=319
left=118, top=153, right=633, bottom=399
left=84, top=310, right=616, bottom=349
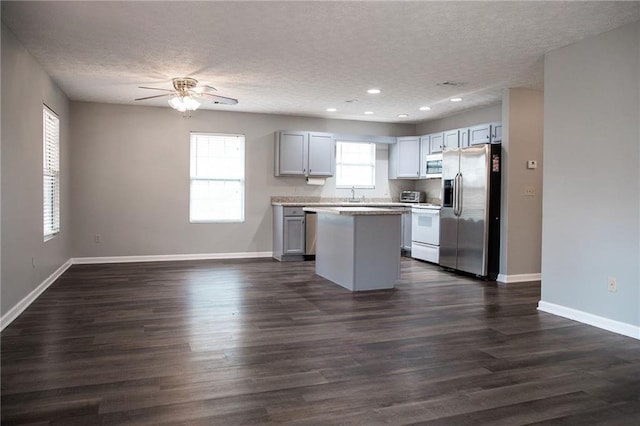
left=335, top=141, right=376, bottom=188
left=190, top=133, right=245, bottom=222
left=43, top=106, right=60, bottom=240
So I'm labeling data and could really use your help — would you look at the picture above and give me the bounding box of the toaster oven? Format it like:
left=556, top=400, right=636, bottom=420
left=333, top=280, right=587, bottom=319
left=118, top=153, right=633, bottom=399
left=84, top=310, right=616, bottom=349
left=400, top=191, right=425, bottom=203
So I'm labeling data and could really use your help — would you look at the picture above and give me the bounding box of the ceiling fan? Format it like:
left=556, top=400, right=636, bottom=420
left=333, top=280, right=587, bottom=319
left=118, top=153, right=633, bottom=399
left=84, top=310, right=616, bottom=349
left=135, top=77, right=238, bottom=112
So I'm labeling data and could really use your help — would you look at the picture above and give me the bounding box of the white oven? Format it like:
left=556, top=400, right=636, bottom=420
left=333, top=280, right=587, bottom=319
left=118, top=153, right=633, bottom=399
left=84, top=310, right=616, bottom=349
left=411, top=206, right=440, bottom=263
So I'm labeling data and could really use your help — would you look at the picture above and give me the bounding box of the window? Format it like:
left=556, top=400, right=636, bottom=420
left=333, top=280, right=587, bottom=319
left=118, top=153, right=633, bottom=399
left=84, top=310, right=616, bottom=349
left=335, top=141, right=376, bottom=188
left=43, top=106, right=60, bottom=240
left=190, top=133, right=245, bottom=222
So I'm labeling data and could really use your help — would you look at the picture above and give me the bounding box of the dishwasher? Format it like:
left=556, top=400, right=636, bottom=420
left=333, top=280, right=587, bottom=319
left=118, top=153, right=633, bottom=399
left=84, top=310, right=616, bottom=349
left=305, top=212, right=317, bottom=256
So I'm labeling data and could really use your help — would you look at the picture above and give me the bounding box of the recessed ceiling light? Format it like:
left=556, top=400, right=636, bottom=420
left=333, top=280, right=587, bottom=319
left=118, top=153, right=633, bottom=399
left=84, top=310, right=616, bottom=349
left=364, top=111, right=374, bottom=115
left=419, top=106, right=431, bottom=111
left=326, top=108, right=337, bottom=112
left=367, top=89, right=381, bottom=94
left=450, top=97, right=463, bottom=102
left=398, top=114, right=409, bottom=118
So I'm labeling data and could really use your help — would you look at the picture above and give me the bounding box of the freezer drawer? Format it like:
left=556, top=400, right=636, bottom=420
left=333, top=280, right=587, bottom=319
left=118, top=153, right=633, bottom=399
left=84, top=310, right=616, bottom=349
left=411, top=242, right=439, bottom=264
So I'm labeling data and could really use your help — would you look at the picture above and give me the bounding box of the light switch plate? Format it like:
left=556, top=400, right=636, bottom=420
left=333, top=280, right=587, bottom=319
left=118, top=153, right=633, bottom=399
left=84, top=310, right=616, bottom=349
left=524, top=186, right=536, bottom=196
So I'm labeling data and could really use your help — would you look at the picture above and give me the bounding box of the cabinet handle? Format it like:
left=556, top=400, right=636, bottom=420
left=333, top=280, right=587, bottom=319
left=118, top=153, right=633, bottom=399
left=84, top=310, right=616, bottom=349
left=303, top=168, right=306, bottom=173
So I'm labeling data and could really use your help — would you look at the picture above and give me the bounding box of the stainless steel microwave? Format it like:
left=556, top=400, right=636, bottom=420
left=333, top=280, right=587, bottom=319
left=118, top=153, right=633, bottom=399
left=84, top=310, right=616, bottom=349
left=425, top=154, right=443, bottom=178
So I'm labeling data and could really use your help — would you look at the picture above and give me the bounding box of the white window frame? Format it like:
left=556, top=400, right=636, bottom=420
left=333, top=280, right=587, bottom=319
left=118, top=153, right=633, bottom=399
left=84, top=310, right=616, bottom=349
left=189, top=132, right=245, bottom=223
left=335, top=141, right=376, bottom=189
left=43, top=105, right=60, bottom=241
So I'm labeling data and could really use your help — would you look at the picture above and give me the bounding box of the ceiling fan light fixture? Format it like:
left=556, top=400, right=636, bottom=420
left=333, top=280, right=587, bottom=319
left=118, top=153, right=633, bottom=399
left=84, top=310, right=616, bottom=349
left=168, top=95, right=200, bottom=112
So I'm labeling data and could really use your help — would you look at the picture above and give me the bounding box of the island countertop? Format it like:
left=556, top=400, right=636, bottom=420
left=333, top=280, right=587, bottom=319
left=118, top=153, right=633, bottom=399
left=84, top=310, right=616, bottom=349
left=302, top=206, right=404, bottom=216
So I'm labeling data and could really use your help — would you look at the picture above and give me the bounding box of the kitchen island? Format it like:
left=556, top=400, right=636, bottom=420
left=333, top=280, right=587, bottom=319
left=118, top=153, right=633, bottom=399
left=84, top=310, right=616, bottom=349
left=302, top=206, right=403, bottom=291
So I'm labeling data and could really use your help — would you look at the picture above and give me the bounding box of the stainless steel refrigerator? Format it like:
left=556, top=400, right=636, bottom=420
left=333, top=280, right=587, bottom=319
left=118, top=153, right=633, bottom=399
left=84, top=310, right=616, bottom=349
left=440, top=143, right=501, bottom=279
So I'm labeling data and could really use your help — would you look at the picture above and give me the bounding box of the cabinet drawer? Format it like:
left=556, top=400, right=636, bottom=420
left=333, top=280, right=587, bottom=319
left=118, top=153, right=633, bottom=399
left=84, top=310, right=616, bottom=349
left=283, top=207, right=304, bottom=216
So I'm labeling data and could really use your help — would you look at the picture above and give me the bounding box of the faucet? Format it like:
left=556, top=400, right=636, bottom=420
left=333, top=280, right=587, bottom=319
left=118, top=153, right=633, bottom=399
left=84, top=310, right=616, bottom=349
left=350, top=186, right=356, bottom=201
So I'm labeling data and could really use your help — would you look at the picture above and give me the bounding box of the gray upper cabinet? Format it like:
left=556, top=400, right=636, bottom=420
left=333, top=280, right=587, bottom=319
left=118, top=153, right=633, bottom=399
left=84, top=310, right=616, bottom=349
left=275, top=131, right=334, bottom=177
left=276, top=131, right=307, bottom=175
left=443, top=129, right=459, bottom=151
left=490, top=122, right=502, bottom=143
left=469, top=124, right=492, bottom=146
left=459, top=128, right=470, bottom=148
left=429, top=132, right=444, bottom=153
left=389, top=136, right=420, bottom=179
left=419, top=135, right=430, bottom=178
left=307, top=133, right=335, bottom=176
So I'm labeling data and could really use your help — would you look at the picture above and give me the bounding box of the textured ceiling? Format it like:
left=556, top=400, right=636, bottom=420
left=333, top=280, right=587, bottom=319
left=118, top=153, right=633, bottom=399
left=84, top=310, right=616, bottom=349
left=2, top=1, right=639, bottom=123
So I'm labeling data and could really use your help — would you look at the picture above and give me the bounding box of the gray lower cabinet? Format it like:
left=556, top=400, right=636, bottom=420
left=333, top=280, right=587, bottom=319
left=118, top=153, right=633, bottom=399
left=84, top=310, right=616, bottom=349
left=284, top=216, right=305, bottom=254
left=402, top=209, right=412, bottom=251
left=389, top=207, right=412, bottom=251
left=273, top=206, right=306, bottom=261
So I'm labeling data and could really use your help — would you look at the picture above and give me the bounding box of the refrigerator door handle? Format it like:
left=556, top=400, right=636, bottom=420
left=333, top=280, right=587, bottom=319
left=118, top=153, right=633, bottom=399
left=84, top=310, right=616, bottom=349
left=453, top=172, right=460, bottom=216
left=457, top=173, right=463, bottom=215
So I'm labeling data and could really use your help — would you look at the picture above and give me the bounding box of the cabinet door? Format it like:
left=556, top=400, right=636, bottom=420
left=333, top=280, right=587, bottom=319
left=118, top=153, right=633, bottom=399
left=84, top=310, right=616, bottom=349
left=490, top=122, right=502, bottom=143
left=283, top=216, right=305, bottom=254
left=402, top=211, right=412, bottom=250
left=308, top=133, right=334, bottom=176
left=396, top=137, right=420, bottom=178
left=459, top=128, right=470, bottom=148
left=469, top=124, right=491, bottom=146
left=278, top=131, right=308, bottom=175
left=419, top=135, right=430, bottom=178
left=429, top=132, right=444, bottom=153
left=443, top=130, right=459, bottom=151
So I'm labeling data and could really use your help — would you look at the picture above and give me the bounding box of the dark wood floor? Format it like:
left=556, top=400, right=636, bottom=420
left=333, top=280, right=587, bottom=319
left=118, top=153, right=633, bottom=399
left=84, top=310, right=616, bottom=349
left=2, top=258, right=639, bottom=425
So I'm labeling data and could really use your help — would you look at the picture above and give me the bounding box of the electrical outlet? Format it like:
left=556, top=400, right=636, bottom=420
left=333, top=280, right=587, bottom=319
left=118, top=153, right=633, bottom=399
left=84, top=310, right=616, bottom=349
left=607, top=277, right=617, bottom=292
left=94, top=234, right=102, bottom=243
left=524, top=186, right=536, bottom=196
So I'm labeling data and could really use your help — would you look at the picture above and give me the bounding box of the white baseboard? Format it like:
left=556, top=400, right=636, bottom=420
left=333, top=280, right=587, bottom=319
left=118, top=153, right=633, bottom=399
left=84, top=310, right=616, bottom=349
left=496, top=272, right=541, bottom=283
left=538, top=301, right=640, bottom=340
left=1, top=252, right=273, bottom=331
left=1, top=259, right=73, bottom=331
left=71, top=251, right=273, bottom=264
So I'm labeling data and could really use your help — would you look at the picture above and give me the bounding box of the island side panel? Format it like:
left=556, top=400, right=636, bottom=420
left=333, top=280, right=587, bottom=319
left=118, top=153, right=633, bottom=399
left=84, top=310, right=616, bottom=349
left=315, top=214, right=356, bottom=290
left=353, top=215, right=401, bottom=291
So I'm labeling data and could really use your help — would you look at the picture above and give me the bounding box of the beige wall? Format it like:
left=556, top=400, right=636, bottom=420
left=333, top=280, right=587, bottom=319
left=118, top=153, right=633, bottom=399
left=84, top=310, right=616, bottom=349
left=499, top=88, right=544, bottom=279
left=1, top=24, right=71, bottom=316
left=542, top=21, right=639, bottom=327
left=69, top=102, right=414, bottom=258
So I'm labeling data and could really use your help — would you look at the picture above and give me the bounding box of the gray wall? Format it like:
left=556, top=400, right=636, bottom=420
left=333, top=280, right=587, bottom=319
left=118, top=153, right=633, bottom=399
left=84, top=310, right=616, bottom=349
left=1, top=24, right=71, bottom=316
left=542, top=21, right=640, bottom=326
left=500, top=88, right=544, bottom=278
left=415, top=104, right=502, bottom=135
left=70, top=102, right=414, bottom=257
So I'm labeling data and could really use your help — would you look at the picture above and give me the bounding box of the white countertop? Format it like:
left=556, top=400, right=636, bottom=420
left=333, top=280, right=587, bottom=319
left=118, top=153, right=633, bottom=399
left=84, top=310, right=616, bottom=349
left=303, top=206, right=405, bottom=216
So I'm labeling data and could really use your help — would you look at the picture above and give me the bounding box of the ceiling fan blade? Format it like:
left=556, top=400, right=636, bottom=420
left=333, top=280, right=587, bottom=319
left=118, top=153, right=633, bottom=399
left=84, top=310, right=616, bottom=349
left=134, top=93, right=173, bottom=101
left=201, top=84, right=217, bottom=92
left=138, top=86, right=174, bottom=92
left=201, top=93, right=238, bottom=105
